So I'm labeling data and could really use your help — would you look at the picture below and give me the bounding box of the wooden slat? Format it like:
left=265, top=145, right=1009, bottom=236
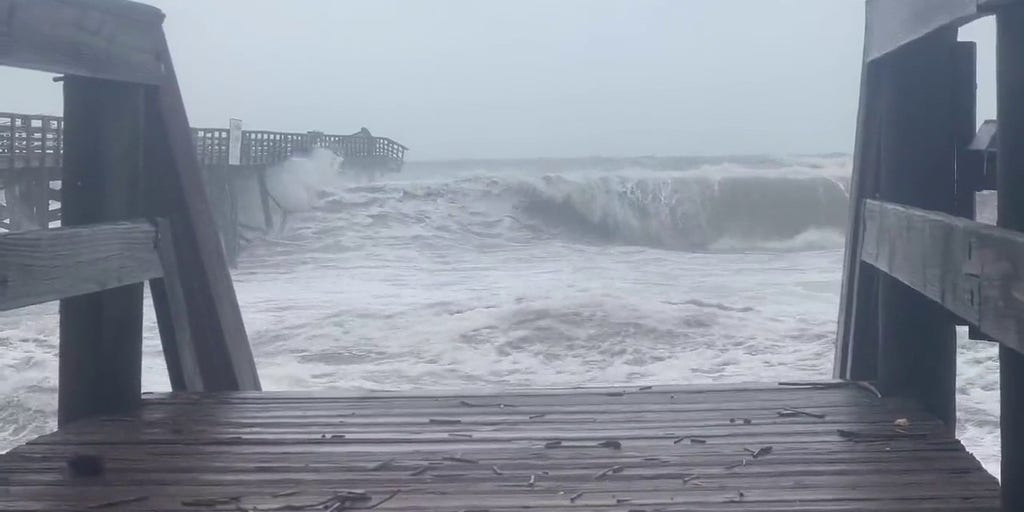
left=0, top=0, right=167, bottom=83
left=0, top=384, right=998, bottom=511
left=860, top=198, right=1024, bottom=355
left=0, top=220, right=160, bottom=310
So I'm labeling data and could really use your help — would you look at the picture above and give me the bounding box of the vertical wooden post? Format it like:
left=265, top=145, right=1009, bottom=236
left=997, top=4, right=1024, bottom=509
left=58, top=76, right=145, bottom=426
left=7, top=175, right=26, bottom=231
left=954, top=42, right=981, bottom=220
left=257, top=168, right=274, bottom=232
left=874, top=30, right=958, bottom=428
left=30, top=173, right=48, bottom=227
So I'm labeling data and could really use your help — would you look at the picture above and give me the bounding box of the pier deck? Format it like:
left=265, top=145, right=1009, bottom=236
left=0, top=383, right=998, bottom=511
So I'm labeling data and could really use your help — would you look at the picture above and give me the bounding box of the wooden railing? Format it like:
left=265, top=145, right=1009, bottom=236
left=859, top=199, right=1024, bottom=354
left=0, top=113, right=63, bottom=171
left=839, top=4, right=1024, bottom=508
left=3, top=114, right=407, bottom=170
left=1, top=0, right=264, bottom=428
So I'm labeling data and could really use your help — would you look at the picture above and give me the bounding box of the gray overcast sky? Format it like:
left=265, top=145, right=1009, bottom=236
left=0, top=1, right=998, bottom=160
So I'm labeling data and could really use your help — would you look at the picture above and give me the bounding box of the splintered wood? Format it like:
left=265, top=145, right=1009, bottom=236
left=0, top=383, right=999, bottom=510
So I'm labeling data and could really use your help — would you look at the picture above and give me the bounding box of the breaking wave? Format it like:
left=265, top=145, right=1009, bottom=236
left=229, top=155, right=851, bottom=253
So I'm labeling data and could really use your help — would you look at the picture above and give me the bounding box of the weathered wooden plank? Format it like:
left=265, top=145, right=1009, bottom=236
left=860, top=199, right=1024, bottom=355
left=58, top=76, right=146, bottom=426
left=998, top=4, right=1024, bottom=510
left=0, top=0, right=167, bottom=83
left=0, top=221, right=160, bottom=310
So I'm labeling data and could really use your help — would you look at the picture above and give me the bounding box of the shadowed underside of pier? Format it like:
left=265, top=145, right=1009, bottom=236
left=0, top=383, right=998, bottom=511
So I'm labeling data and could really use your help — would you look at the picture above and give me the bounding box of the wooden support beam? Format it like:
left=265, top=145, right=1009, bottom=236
left=997, top=4, right=1024, bottom=510
left=873, top=31, right=958, bottom=428
left=0, top=221, right=160, bottom=311
left=0, top=0, right=167, bottom=83
left=141, top=34, right=260, bottom=392
left=58, top=76, right=146, bottom=426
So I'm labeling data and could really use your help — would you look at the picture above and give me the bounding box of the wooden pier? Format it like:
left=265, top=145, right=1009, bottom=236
left=0, top=113, right=407, bottom=261
left=0, top=0, right=1021, bottom=510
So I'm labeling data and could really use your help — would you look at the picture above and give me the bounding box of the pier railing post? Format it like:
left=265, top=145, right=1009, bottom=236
left=58, top=76, right=146, bottom=426
left=997, top=4, right=1024, bottom=509
left=872, top=30, right=958, bottom=428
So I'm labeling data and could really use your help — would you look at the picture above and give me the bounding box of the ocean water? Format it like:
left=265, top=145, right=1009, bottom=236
left=0, top=154, right=1001, bottom=476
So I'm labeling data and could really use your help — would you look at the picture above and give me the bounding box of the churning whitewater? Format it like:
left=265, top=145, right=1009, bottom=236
left=0, top=154, right=1000, bottom=475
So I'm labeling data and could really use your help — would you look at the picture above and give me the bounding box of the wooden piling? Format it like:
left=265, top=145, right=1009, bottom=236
left=873, top=30, right=958, bottom=428
left=997, top=4, right=1024, bottom=509
left=257, top=167, right=274, bottom=232
left=58, top=76, right=146, bottom=426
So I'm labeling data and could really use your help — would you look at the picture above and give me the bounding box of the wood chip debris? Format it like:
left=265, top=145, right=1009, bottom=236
left=837, top=428, right=927, bottom=441
left=544, top=440, right=563, bottom=448
left=271, top=490, right=299, bottom=498
left=87, top=496, right=149, bottom=509
left=368, top=458, right=394, bottom=471
left=594, top=465, right=625, bottom=479
left=682, top=474, right=700, bottom=484
left=616, top=497, right=632, bottom=503
left=181, top=496, right=241, bottom=507
left=569, top=491, right=585, bottom=502
left=442, top=455, right=480, bottom=464
left=596, top=439, right=622, bottom=449
left=894, top=417, right=911, bottom=427
left=638, top=385, right=653, bottom=391
left=744, top=445, right=773, bottom=458
left=778, top=407, right=827, bottom=419
left=67, top=454, right=105, bottom=478
left=527, top=474, right=536, bottom=487
left=689, top=438, right=707, bottom=444
left=491, top=465, right=504, bottom=475
left=429, top=418, right=462, bottom=424
left=448, top=433, right=474, bottom=438
left=458, top=400, right=510, bottom=408
left=529, top=413, right=546, bottom=419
